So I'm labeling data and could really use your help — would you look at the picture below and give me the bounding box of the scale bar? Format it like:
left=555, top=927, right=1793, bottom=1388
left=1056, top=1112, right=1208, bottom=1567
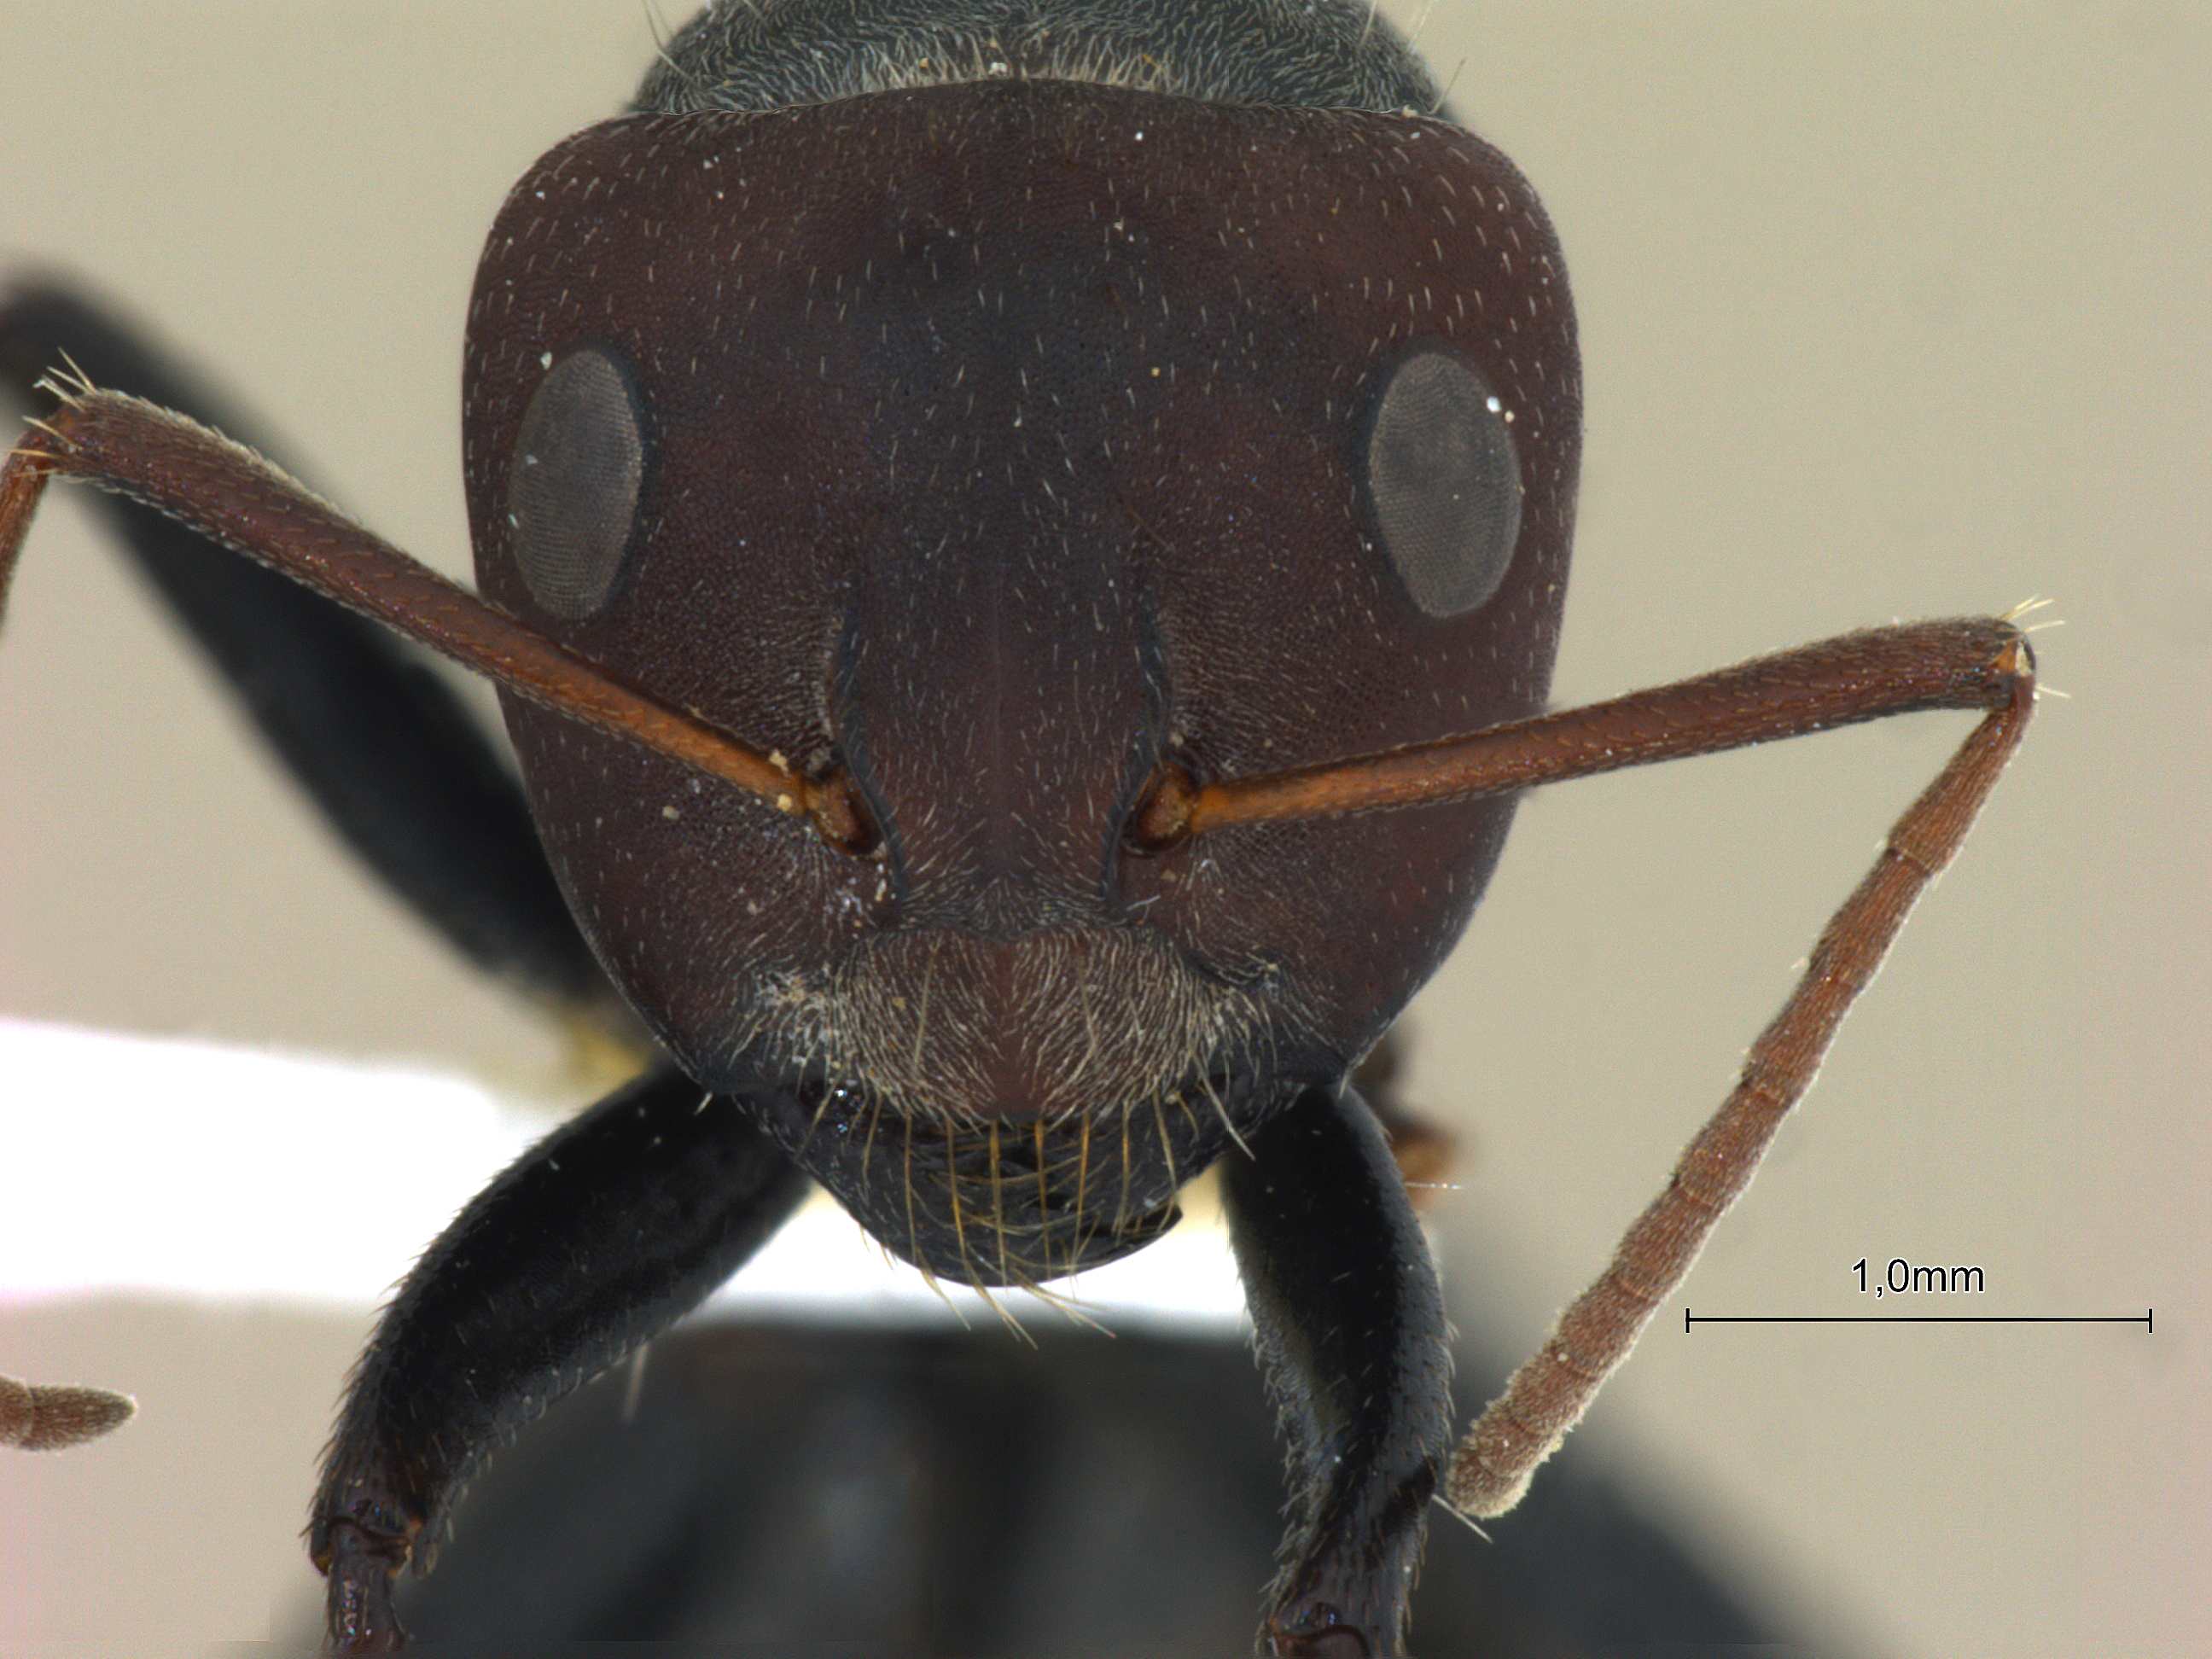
left=1686, top=1309, right=2152, bottom=1331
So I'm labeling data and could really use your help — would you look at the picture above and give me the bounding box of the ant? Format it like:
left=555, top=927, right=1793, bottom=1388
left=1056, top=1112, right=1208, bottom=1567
left=0, top=3, right=2036, bottom=1654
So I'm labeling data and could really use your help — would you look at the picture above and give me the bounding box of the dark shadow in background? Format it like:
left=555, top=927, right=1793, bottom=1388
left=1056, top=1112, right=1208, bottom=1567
left=270, top=1320, right=1808, bottom=1656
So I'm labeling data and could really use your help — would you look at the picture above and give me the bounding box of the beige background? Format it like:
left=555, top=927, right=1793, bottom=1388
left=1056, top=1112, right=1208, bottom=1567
left=2, top=3, right=2205, bottom=1653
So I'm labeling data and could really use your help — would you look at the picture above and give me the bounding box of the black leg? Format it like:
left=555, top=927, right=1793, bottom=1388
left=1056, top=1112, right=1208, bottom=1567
left=308, top=1063, right=807, bottom=1653
left=1223, top=1086, right=1453, bottom=1659
left=0, top=280, right=614, bottom=1020
left=1353, top=1033, right=1458, bottom=1202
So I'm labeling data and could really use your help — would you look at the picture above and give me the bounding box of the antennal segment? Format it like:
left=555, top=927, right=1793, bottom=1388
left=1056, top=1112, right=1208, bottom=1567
left=0, top=382, right=869, bottom=852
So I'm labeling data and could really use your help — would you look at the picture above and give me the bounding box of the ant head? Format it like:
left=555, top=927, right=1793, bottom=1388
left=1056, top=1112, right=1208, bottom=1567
left=460, top=75, right=1578, bottom=1282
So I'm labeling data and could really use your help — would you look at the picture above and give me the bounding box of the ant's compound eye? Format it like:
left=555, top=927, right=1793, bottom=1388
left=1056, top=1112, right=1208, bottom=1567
left=1362, top=347, right=1522, bottom=618
left=507, top=345, right=647, bottom=620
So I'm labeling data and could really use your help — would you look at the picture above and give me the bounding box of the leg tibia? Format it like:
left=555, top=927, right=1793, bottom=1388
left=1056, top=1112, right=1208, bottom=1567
left=310, top=1063, right=806, bottom=1651
left=1225, top=1086, right=1452, bottom=1658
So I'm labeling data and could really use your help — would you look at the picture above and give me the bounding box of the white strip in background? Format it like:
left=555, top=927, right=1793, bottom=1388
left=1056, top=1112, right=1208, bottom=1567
left=0, top=1017, right=1247, bottom=1331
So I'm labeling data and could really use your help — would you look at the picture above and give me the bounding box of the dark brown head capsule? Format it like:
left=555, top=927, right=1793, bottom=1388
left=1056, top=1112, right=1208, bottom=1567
left=463, top=6, right=1580, bottom=1288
